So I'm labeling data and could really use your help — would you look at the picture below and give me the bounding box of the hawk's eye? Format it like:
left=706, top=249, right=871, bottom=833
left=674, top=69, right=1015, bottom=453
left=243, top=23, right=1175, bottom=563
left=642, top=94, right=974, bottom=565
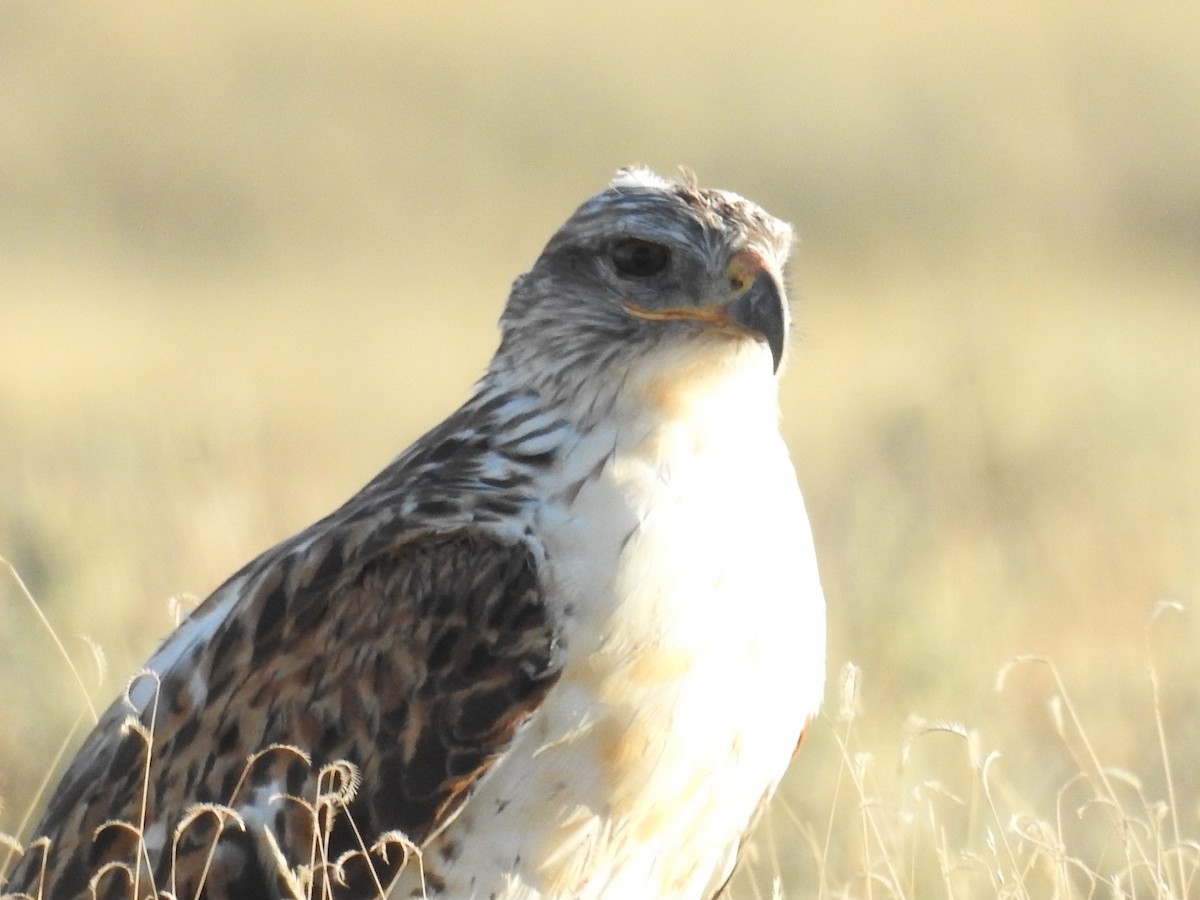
left=612, top=239, right=670, bottom=278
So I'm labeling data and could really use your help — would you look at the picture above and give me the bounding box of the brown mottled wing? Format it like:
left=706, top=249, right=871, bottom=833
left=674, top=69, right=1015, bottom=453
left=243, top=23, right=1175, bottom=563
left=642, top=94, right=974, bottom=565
left=6, top=529, right=560, bottom=900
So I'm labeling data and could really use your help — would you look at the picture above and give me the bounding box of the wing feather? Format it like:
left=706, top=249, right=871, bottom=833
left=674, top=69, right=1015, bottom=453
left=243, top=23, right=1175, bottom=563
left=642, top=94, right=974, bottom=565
left=5, top=527, right=560, bottom=899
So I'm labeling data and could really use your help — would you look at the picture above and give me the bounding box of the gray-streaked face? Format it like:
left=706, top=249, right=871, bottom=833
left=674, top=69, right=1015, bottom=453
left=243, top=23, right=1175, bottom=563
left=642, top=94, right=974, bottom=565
left=495, top=170, right=794, bottom=387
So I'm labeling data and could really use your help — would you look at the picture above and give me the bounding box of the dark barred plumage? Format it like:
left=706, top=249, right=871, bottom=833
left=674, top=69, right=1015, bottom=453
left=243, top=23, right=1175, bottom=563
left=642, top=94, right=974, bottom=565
left=6, top=386, right=568, bottom=899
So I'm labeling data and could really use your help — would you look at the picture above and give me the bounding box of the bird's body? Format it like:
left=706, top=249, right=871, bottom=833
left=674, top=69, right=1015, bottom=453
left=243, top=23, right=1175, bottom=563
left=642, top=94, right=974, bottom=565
left=4, top=169, right=824, bottom=900
left=404, top=336, right=822, bottom=899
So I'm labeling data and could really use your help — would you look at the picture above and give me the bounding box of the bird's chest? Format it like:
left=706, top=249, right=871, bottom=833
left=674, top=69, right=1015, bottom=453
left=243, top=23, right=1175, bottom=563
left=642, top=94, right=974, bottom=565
left=401, top=405, right=824, bottom=900
left=544, top=414, right=816, bottom=698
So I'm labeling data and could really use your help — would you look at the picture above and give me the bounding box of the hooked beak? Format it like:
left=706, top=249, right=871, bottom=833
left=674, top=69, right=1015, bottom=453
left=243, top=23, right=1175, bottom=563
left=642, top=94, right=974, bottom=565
left=622, top=250, right=787, bottom=372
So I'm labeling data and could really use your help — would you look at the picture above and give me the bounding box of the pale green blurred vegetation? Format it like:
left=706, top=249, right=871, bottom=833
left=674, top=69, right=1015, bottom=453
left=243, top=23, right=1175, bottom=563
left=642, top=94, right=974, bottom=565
left=2, top=1, right=1199, bottom=895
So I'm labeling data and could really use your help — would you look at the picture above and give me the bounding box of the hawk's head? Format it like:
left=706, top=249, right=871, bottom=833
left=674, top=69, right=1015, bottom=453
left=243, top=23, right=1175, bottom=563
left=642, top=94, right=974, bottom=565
left=492, top=168, right=795, bottom=404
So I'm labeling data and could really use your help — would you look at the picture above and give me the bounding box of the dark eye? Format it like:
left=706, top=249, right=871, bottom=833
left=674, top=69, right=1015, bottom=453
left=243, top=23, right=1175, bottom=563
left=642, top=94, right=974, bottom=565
left=612, top=239, right=670, bottom=278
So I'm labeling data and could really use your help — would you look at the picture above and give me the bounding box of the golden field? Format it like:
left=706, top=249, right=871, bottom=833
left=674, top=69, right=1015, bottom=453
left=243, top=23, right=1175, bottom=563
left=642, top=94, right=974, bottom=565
left=1, top=2, right=1198, bottom=896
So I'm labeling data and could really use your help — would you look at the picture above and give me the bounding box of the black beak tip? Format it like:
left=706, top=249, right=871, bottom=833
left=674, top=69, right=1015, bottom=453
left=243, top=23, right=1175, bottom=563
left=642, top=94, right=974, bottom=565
left=768, top=332, right=785, bottom=373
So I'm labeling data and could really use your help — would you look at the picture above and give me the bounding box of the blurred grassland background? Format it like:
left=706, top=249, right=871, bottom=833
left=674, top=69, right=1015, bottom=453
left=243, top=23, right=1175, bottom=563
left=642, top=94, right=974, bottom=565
left=2, top=1, right=1199, bottom=896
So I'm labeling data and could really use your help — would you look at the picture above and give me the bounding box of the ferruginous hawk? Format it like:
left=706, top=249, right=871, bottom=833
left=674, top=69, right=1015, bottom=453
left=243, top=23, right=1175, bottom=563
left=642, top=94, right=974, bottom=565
left=4, top=168, right=825, bottom=899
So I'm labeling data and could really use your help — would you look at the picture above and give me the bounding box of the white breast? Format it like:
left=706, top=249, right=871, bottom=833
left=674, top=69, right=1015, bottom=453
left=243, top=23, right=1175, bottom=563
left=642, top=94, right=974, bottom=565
left=397, top=346, right=825, bottom=899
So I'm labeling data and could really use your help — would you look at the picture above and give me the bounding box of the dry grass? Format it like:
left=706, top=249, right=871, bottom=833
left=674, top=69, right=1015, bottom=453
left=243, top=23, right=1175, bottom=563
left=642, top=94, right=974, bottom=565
left=4, top=570, right=1198, bottom=898
left=728, top=611, right=1200, bottom=898
left=3, top=1, right=1199, bottom=897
